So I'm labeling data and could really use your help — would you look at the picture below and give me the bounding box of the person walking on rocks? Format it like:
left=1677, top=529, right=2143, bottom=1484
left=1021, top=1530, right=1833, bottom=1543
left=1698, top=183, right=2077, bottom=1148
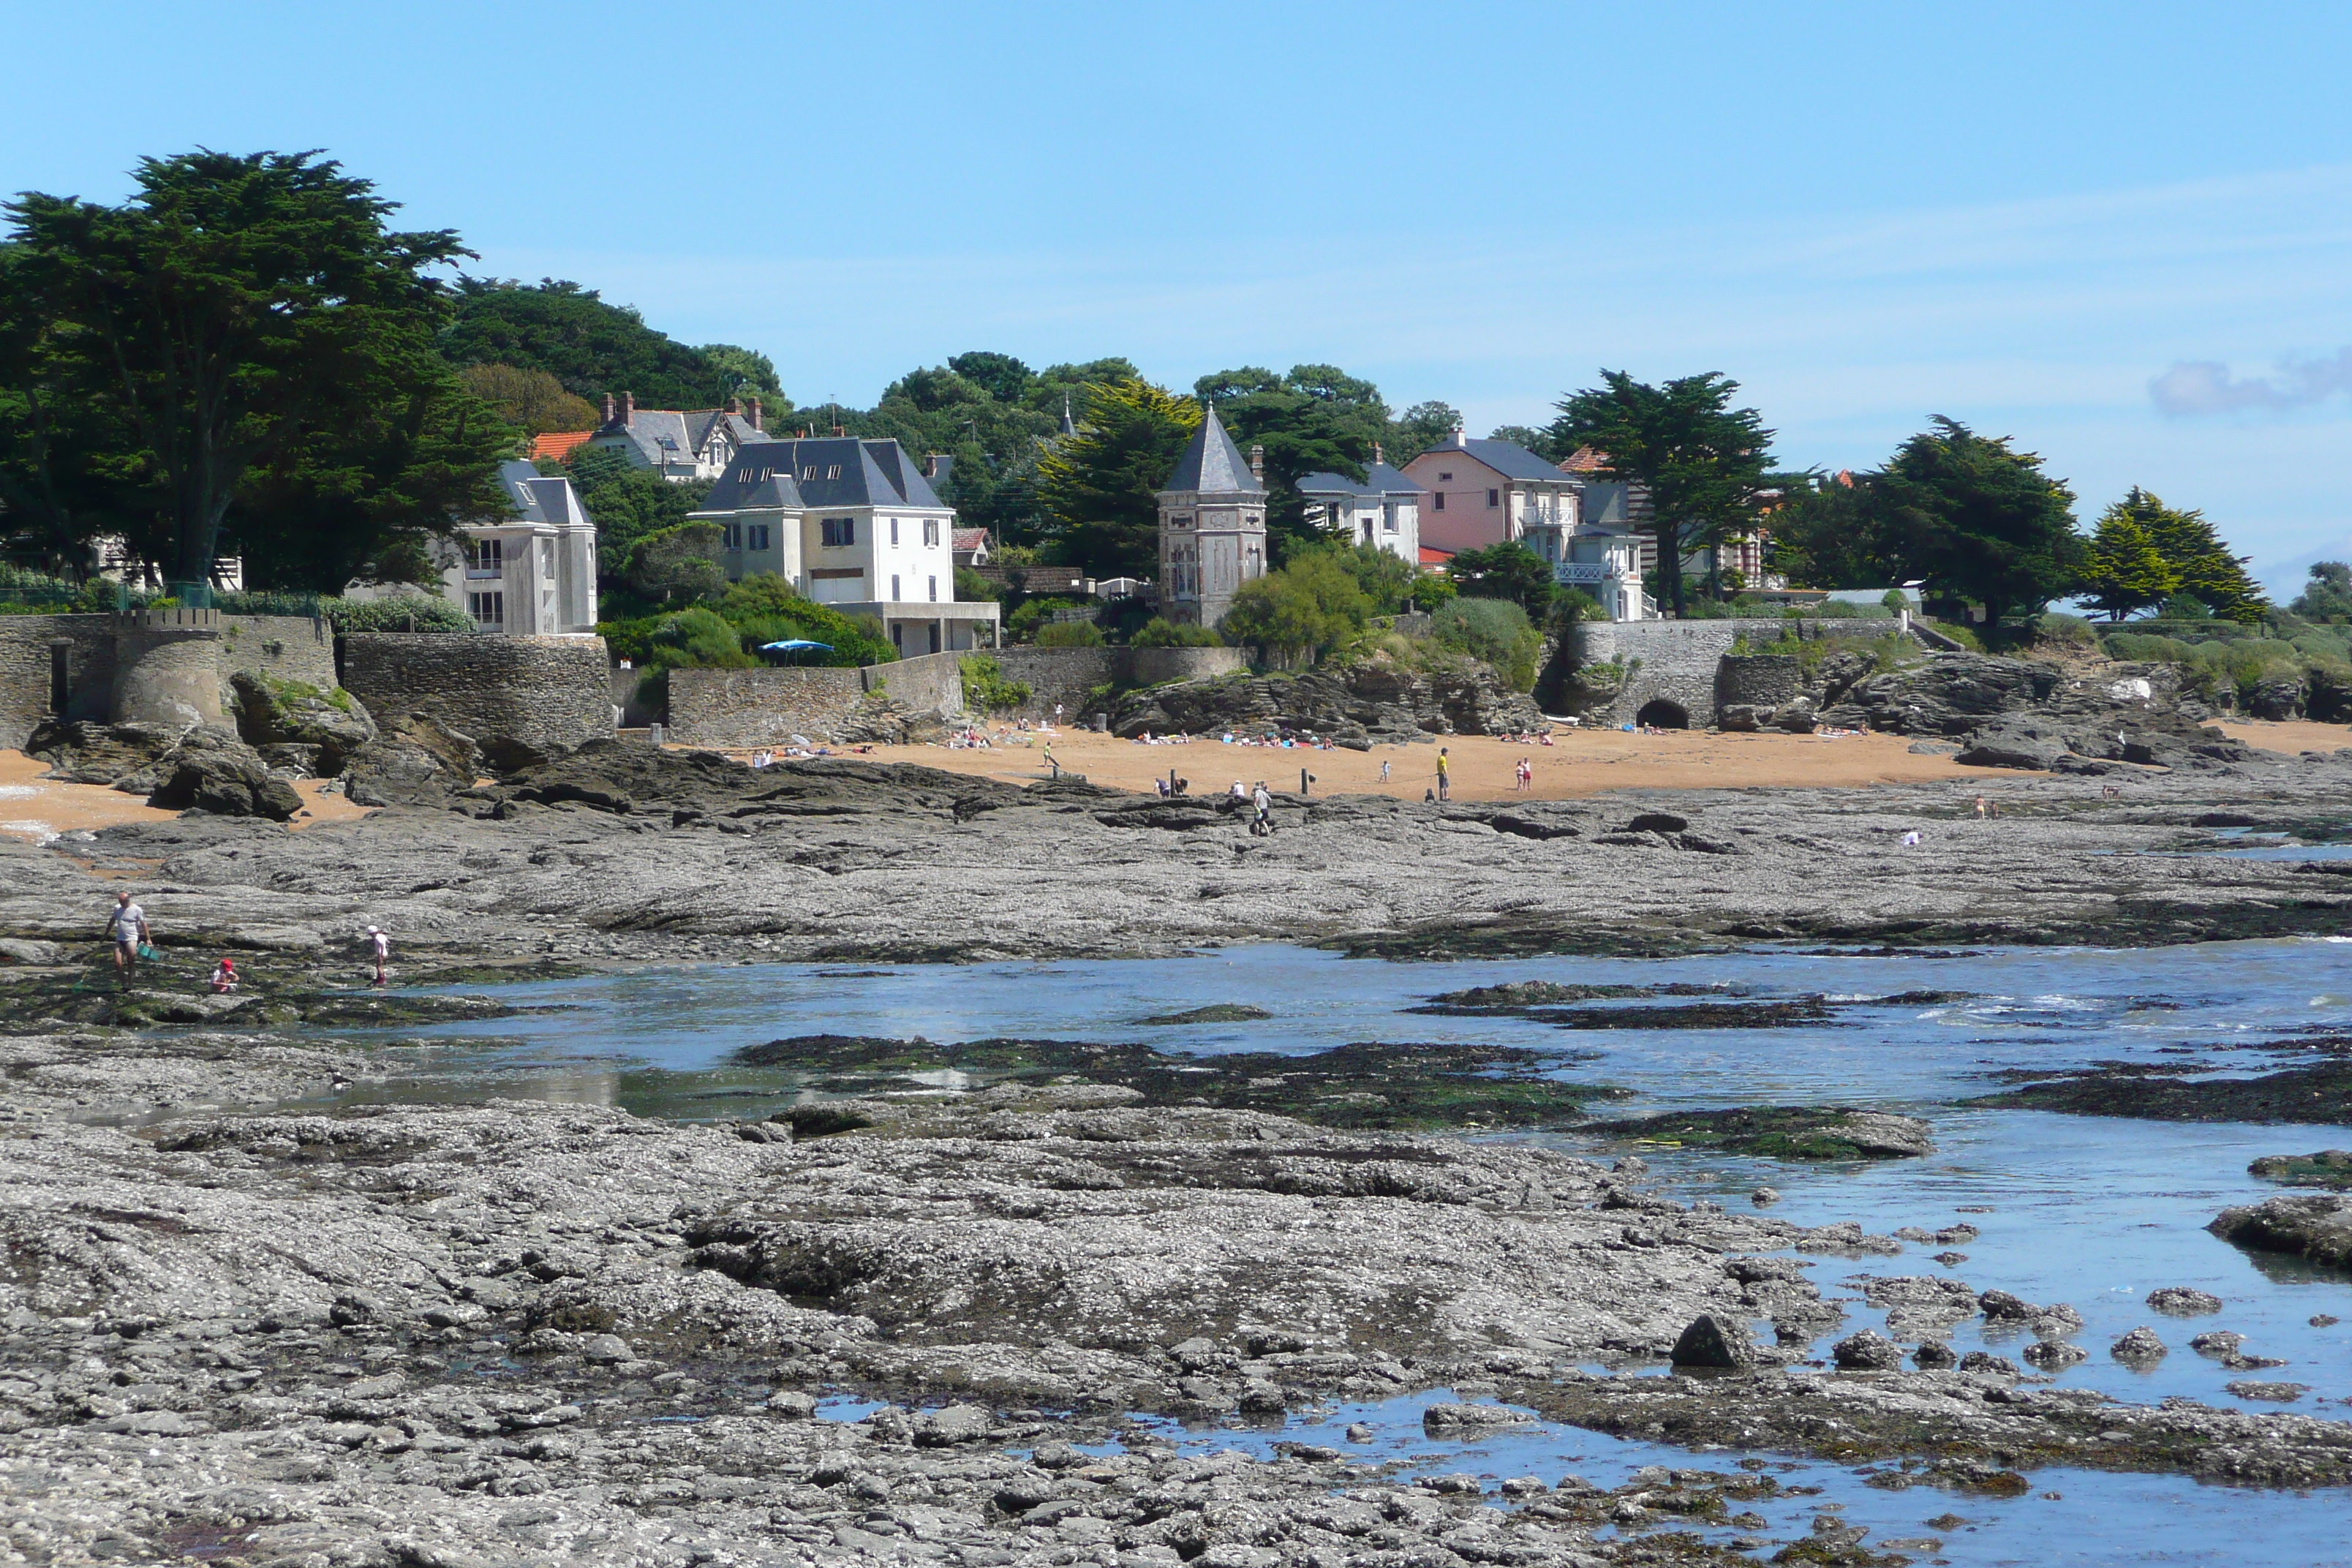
left=1251, top=781, right=1273, bottom=836
left=365, top=924, right=391, bottom=988
left=107, top=891, right=148, bottom=990
left=1435, top=747, right=1451, bottom=802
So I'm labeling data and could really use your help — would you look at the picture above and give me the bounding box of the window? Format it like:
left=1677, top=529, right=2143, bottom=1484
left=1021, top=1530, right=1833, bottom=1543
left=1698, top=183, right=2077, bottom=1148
left=927, top=575, right=938, bottom=602
left=1171, top=513, right=1192, bottom=529
left=1432, top=492, right=1446, bottom=511
left=826, top=464, right=841, bottom=480
left=821, top=517, right=855, bottom=546
left=722, top=524, right=741, bottom=549
left=468, top=538, right=502, bottom=573
left=923, top=518, right=940, bottom=546
left=891, top=623, right=902, bottom=648
left=1384, top=505, right=1398, bottom=532
left=889, top=517, right=899, bottom=546
left=467, top=591, right=504, bottom=627
left=927, top=623, right=941, bottom=654
left=748, top=524, right=770, bottom=551
left=1488, top=489, right=1500, bottom=508
left=799, top=466, right=817, bottom=481
left=891, top=573, right=902, bottom=600
left=1438, top=471, right=1452, bottom=482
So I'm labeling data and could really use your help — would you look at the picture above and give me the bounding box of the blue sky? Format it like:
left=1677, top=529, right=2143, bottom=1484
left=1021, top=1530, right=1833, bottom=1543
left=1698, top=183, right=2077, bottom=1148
left=7, top=0, right=2352, bottom=582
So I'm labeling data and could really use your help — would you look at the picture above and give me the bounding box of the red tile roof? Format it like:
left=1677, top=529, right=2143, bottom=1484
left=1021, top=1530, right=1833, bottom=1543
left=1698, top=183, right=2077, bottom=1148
left=1558, top=446, right=1610, bottom=473
left=528, top=431, right=593, bottom=462
left=952, top=528, right=990, bottom=551
left=1418, top=546, right=1455, bottom=567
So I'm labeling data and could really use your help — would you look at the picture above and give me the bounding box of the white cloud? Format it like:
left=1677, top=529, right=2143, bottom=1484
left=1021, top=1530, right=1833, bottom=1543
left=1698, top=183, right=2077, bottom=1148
left=2149, top=349, right=2352, bottom=416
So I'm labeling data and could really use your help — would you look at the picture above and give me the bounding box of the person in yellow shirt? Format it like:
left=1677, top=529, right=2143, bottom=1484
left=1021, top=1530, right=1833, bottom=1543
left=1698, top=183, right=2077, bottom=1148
left=1435, top=747, right=1451, bottom=802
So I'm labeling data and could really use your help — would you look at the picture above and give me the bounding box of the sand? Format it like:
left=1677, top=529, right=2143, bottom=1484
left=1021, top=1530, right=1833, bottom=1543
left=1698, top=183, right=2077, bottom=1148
left=0, top=750, right=373, bottom=843
left=747, top=726, right=2020, bottom=802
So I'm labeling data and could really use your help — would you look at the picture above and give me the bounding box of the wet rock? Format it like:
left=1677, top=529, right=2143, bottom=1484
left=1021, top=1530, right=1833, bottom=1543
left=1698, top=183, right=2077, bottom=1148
left=2228, top=1381, right=2310, bottom=1403
left=2315, top=1314, right=2341, bottom=1327
left=2022, top=1340, right=2088, bottom=1371
left=2192, top=1331, right=2247, bottom=1358
left=0, top=938, right=67, bottom=965
left=1134, top=1003, right=1273, bottom=1025
left=1912, top=1341, right=1957, bottom=1369
left=2248, top=1150, right=2352, bottom=1188
left=913, top=1403, right=995, bottom=1444
left=1978, top=1289, right=2043, bottom=1323
left=1752, top=1186, right=1782, bottom=1206
left=1584, top=1106, right=1933, bottom=1160
left=1669, top=1313, right=1758, bottom=1370
left=1832, top=1330, right=1904, bottom=1371
left=1980, top=1061, right=2352, bottom=1125
left=1421, top=1403, right=1534, bottom=1430
left=2146, top=1286, right=2224, bottom=1316
left=2110, top=1327, right=2168, bottom=1365
left=1959, top=1352, right=2021, bottom=1378
left=2207, top=1193, right=2352, bottom=1270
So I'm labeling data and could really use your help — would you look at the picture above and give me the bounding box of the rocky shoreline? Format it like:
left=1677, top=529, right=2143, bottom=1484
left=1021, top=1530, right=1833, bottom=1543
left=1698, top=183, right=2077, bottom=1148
left=4, top=745, right=2352, bottom=1564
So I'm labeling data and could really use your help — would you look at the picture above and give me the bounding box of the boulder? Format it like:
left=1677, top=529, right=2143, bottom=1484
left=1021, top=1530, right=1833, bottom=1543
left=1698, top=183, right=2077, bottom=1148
left=1773, top=697, right=1820, bottom=734
left=2247, top=1150, right=2352, bottom=1188
left=144, top=726, right=302, bottom=821
left=344, top=715, right=481, bottom=808
left=2245, top=677, right=2307, bottom=722
left=1668, top=1313, right=1757, bottom=1370
left=2146, top=1286, right=2223, bottom=1316
left=227, top=671, right=378, bottom=774
left=0, top=938, right=66, bottom=965
left=1954, top=721, right=2067, bottom=771
left=1716, top=703, right=1763, bottom=733
left=2110, top=1326, right=2168, bottom=1365
left=1911, top=1341, right=1957, bottom=1369
left=2022, top=1340, right=2088, bottom=1371
left=1831, top=1330, right=1904, bottom=1371
left=25, top=719, right=187, bottom=790
left=2207, top=1194, right=2352, bottom=1271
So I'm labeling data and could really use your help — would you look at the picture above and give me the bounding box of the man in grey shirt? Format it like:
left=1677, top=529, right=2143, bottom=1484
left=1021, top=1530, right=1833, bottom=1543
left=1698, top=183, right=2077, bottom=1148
left=108, top=891, right=148, bottom=988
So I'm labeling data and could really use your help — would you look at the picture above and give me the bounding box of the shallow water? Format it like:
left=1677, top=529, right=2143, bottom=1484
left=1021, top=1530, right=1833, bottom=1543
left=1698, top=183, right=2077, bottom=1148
left=326, top=938, right=2352, bottom=1562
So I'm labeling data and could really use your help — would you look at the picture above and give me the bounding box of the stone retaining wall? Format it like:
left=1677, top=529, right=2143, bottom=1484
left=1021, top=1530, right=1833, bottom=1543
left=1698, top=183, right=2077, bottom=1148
left=1714, top=654, right=1801, bottom=711
left=666, top=668, right=865, bottom=746
left=344, top=633, right=612, bottom=767
left=1570, top=619, right=1906, bottom=728
left=0, top=611, right=340, bottom=750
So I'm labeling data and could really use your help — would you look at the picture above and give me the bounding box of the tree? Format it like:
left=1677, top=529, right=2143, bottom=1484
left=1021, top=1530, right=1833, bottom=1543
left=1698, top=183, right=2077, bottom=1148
left=1387, top=400, right=1461, bottom=462
left=1764, top=472, right=1898, bottom=589
left=947, top=351, right=1034, bottom=404
left=1217, top=551, right=1371, bottom=659
left=2291, top=562, right=2352, bottom=623
left=561, top=444, right=710, bottom=586
left=1486, top=424, right=1553, bottom=456
left=1547, top=371, right=1776, bottom=617
left=459, top=363, right=598, bottom=434
left=440, top=278, right=734, bottom=408
left=1867, top=418, right=2083, bottom=627
left=1294, top=540, right=1425, bottom=615
left=2106, top=486, right=2266, bottom=624
left=698, top=343, right=788, bottom=410
left=1036, top=378, right=1199, bottom=578
left=1447, top=541, right=1556, bottom=616
left=233, top=345, right=513, bottom=591
left=6, top=149, right=477, bottom=587
left=2078, top=500, right=2180, bottom=620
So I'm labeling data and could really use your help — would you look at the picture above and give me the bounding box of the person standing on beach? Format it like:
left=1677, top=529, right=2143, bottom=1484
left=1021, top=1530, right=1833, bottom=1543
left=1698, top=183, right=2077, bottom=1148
left=1435, top=747, right=1450, bottom=802
left=1380, top=758, right=1391, bottom=785
left=107, top=891, right=148, bottom=990
left=365, top=924, right=390, bottom=988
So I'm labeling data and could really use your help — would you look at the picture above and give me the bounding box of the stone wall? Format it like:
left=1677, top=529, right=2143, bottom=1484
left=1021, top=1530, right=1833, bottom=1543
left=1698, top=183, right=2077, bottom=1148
left=666, top=668, right=864, bottom=746
left=1714, top=654, right=1801, bottom=710
left=868, top=652, right=966, bottom=717
left=343, top=633, right=613, bottom=768
left=218, top=615, right=338, bottom=692
left=0, top=614, right=113, bottom=748
left=1569, top=619, right=1901, bottom=728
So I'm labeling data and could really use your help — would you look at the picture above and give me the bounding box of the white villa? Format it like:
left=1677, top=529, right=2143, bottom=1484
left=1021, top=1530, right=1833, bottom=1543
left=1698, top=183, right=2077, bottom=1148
left=1156, top=407, right=1268, bottom=629
left=445, top=461, right=600, bottom=633
left=689, top=437, right=1000, bottom=654
left=1295, top=453, right=1423, bottom=565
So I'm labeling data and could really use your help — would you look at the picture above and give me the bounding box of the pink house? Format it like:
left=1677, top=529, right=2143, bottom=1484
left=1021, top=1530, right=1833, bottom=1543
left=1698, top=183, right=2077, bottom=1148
left=1399, top=430, right=1582, bottom=554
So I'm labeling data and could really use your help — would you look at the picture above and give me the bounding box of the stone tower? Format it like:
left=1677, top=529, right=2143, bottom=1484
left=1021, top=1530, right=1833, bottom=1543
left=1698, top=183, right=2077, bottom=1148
left=1156, top=405, right=1267, bottom=628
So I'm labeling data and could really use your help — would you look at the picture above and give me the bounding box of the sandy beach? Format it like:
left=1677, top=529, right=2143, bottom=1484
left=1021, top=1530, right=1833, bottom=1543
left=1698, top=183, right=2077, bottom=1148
left=0, top=750, right=374, bottom=843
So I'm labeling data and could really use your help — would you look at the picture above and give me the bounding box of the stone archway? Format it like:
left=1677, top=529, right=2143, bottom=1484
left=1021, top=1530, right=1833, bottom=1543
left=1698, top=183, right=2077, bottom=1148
left=1635, top=698, right=1690, bottom=731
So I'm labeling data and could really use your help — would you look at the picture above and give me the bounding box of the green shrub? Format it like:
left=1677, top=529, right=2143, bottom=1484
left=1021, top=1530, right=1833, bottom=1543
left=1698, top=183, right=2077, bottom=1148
left=652, top=606, right=757, bottom=668
left=1008, top=596, right=1087, bottom=642
left=960, top=655, right=1033, bottom=713
left=1036, top=619, right=1106, bottom=647
left=331, top=596, right=475, bottom=633
left=1432, top=597, right=1541, bottom=690
left=1219, top=554, right=1373, bottom=660
left=1131, top=617, right=1223, bottom=647
left=954, top=566, right=999, bottom=603
left=2038, top=611, right=2097, bottom=646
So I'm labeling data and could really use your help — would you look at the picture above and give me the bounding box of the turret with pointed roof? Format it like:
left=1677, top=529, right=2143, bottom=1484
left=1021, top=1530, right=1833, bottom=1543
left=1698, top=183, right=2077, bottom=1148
left=1156, top=405, right=1268, bottom=627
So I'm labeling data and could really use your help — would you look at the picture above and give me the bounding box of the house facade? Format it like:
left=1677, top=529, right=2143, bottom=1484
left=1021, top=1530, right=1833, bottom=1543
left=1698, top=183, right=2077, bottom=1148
left=1401, top=431, right=1582, bottom=555
left=1296, top=455, right=1424, bottom=565
left=1156, top=407, right=1268, bottom=629
left=689, top=437, right=1000, bottom=654
left=589, top=394, right=774, bottom=483
left=441, top=461, right=600, bottom=634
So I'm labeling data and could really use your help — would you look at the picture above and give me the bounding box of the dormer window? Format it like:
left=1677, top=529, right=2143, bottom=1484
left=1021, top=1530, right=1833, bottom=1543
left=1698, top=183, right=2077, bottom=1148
left=827, top=465, right=841, bottom=480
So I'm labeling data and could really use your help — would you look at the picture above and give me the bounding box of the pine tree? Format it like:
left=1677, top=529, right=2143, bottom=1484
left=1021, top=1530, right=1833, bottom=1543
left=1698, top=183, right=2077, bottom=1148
left=2079, top=504, right=2179, bottom=619
left=2108, top=487, right=2267, bottom=623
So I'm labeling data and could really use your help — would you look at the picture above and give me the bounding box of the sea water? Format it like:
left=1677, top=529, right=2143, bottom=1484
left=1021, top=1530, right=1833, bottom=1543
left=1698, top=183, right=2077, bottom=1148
left=332, top=937, right=2352, bottom=1564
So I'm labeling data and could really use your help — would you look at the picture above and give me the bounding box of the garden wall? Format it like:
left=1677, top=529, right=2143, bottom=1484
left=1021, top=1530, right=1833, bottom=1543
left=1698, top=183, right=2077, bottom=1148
left=666, top=668, right=865, bottom=746
left=1569, top=619, right=1910, bottom=728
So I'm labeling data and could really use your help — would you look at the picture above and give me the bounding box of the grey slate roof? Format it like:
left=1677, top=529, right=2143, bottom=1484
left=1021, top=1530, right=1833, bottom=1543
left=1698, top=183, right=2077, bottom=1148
left=1295, top=460, right=1426, bottom=499
left=596, top=409, right=774, bottom=469
left=1161, top=406, right=1263, bottom=495
left=494, top=460, right=591, bottom=529
left=1414, top=437, right=1574, bottom=484
left=701, top=437, right=947, bottom=512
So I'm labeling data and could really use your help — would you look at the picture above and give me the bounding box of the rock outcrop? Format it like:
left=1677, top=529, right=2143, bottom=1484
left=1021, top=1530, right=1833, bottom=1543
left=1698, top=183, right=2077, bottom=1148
left=2209, top=1194, right=2352, bottom=1271
left=1105, top=655, right=1545, bottom=745
left=227, top=669, right=377, bottom=775
left=342, top=713, right=481, bottom=807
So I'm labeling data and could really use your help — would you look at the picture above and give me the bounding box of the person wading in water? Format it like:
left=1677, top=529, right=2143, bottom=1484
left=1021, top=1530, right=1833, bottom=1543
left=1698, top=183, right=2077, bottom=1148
left=107, top=891, right=148, bottom=990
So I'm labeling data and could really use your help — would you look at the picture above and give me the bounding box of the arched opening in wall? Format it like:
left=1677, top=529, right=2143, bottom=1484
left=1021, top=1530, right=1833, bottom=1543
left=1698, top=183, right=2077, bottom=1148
left=1635, top=698, right=1690, bottom=731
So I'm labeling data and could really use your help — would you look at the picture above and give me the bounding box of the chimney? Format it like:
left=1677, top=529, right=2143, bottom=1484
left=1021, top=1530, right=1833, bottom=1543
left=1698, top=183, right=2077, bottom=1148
left=747, top=397, right=762, bottom=431
left=832, top=423, right=845, bottom=437
left=1248, top=443, right=1264, bottom=483
left=600, top=392, right=615, bottom=426
left=1373, top=441, right=1384, bottom=464
left=619, top=392, right=634, bottom=426
left=1450, top=423, right=1468, bottom=448
left=728, top=397, right=741, bottom=416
